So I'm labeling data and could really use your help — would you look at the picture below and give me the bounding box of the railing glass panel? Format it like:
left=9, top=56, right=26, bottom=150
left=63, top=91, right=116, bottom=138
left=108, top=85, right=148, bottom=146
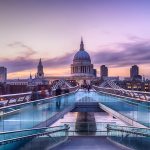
left=93, top=87, right=150, bottom=127
left=107, top=125, right=150, bottom=150
left=0, top=89, right=150, bottom=132
left=0, top=125, right=69, bottom=150
left=0, top=92, right=76, bottom=132
left=62, top=122, right=116, bottom=136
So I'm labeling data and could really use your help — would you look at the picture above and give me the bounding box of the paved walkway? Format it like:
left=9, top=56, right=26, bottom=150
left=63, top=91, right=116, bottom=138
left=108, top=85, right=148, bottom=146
left=51, top=136, right=127, bottom=150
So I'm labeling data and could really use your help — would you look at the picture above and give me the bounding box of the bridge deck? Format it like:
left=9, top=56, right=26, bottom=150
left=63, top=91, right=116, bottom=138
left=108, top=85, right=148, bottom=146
left=51, top=136, right=125, bottom=150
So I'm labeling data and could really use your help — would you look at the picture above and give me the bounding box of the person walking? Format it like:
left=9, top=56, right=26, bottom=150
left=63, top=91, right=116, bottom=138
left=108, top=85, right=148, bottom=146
left=40, top=87, right=47, bottom=99
left=55, top=86, right=62, bottom=96
left=87, top=85, right=91, bottom=92
left=30, top=88, right=39, bottom=101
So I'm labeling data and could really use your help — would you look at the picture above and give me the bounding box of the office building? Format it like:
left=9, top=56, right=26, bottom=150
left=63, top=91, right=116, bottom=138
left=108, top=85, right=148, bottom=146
left=100, top=65, right=108, bottom=78
left=0, top=67, right=7, bottom=83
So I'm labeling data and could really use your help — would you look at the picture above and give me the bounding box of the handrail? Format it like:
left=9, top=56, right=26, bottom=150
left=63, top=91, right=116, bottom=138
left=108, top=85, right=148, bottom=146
left=61, top=121, right=116, bottom=124
left=100, top=91, right=150, bottom=106
left=107, top=124, right=148, bottom=130
left=0, top=86, right=79, bottom=98
left=107, top=124, right=150, bottom=150
left=0, top=87, right=78, bottom=110
left=0, top=92, right=31, bottom=98
left=0, top=125, right=66, bottom=134
left=98, top=82, right=150, bottom=94
left=107, top=124, right=150, bottom=137
left=0, top=125, right=69, bottom=145
left=97, top=89, right=150, bottom=110
left=94, top=85, right=150, bottom=94
left=93, top=85, right=150, bottom=102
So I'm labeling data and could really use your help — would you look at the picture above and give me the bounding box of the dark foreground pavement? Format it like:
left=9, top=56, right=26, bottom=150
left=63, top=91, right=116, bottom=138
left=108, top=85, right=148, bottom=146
left=51, top=136, right=127, bottom=150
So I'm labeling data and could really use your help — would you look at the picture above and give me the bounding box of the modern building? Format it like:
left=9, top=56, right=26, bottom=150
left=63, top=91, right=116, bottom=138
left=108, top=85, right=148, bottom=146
left=100, top=65, right=108, bottom=78
left=0, top=67, right=7, bottom=83
left=71, top=38, right=95, bottom=77
left=93, top=69, right=97, bottom=77
left=116, top=79, right=150, bottom=92
left=130, top=65, right=139, bottom=79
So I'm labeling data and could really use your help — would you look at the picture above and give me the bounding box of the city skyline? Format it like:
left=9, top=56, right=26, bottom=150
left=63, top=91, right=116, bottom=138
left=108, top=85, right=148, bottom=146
left=0, top=0, right=150, bottom=79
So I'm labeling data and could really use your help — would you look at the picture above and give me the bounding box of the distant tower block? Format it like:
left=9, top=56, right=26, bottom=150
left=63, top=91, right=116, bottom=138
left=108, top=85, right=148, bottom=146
left=37, top=58, right=44, bottom=78
left=130, top=65, right=139, bottom=78
left=100, top=65, right=108, bottom=78
left=0, top=67, right=7, bottom=82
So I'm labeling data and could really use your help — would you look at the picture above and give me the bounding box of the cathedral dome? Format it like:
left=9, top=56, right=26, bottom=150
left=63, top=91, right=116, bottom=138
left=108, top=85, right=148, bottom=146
left=71, top=38, right=95, bottom=77
left=73, top=50, right=91, bottom=62
left=73, top=38, right=91, bottom=62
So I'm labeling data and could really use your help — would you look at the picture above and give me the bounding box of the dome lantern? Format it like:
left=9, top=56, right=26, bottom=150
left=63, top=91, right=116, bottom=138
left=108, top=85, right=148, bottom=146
left=80, top=37, right=84, bottom=51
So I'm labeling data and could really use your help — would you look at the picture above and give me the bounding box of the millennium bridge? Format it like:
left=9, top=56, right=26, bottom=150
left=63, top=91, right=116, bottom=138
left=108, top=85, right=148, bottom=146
left=0, top=80, right=150, bottom=150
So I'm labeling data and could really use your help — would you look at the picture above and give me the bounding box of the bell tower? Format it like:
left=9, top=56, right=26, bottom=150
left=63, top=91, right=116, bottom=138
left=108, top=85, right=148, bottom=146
left=37, top=58, right=44, bottom=78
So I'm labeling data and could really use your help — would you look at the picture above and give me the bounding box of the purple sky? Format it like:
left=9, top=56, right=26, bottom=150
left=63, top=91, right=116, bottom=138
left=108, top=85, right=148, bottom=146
left=0, top=0, right=150, bottom=78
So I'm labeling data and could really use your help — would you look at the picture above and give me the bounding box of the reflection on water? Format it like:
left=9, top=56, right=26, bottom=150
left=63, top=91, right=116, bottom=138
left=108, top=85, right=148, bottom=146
left=56, top=97, right=61, bottom=109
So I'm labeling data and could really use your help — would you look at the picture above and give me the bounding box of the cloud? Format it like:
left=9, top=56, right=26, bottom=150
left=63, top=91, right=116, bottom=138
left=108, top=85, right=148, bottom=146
left=0, top=42, right=38, bottom=72
left=0, top=53, right=73, bottom=73
left=7, top=41, right=36, bottom=57
left=0, top=40, right=150, bottom=73
left=92, top=40, right=150, bottom=67
left=0, top=41, right=74, bottom=72
left=44, top=53, right=73, bottom=68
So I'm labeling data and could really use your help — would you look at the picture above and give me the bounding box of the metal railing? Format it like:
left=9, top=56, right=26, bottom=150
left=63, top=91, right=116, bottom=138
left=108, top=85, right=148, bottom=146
left=61, top=122, right=116, bottom=136
left=0, top=92, right=31, bottom=106
left=107, top=124, right=150, bottom=150
left=0, top=86, right=79, bottom=107
left=93, top=86, right=150, bottom=128
left=0, top=124, right=69, bottom=150
left=52, top=79, right=75, bottom=90
left=93, top=85, right=150, bottom=101
left=0, top=89, right=78, bottom=132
